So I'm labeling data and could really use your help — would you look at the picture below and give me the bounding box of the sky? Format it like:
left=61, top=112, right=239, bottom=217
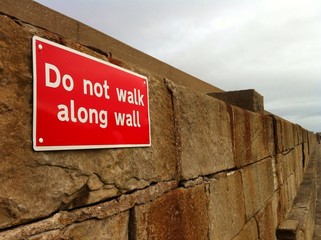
left=35, top=0, right=321, bottom=132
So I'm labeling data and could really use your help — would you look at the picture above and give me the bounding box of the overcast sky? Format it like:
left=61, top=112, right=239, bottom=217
left=35, top=0, right=321, bottom=132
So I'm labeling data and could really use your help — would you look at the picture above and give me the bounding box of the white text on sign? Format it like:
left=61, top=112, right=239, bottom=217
left=44, top=62, right=144, bottom=129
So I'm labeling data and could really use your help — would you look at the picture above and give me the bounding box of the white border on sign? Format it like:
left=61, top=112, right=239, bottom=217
left=32, top=36, right=151, bottom=151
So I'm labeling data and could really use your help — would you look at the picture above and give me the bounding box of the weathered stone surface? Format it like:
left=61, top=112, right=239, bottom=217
left=275, top=145, right=303, bottom=187
left=166, top=80, right=234, bottom=179
left=208, top=89, right=264, bottom=113
left=232, top=218, right=258, bottom=240
left=230, top=105, right=274, bottom=167
left=282, top=120, right=296, bottom=152
left=286, top=151, right=318, bottom=240
left=0, top=181, right=178, bottom=239
left=278, top=174, right=297, bottom=220
left=294, top=124, right=304, bottom=146
left=276, top=220, right=299, bottom=240
left=274, top=117, right=296, bottom=153
left=131, top=184, right=208, bottom=240
left=0, top=14, right=177, bottom=229
left=28, top=211, right=129, bottom=240
left=241, top=157, right=276, bottom=220
left=255, top=195, right=278, bottom=240
left=208, top=171, right=245, bottom=240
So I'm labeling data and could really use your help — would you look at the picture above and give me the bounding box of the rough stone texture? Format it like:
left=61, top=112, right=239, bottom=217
left=208, top=89, right=264, bottom=113
left=314, top=147, right=321, bottom=239
left=303, top=142, right=309, bottom=171
left=284, top=148, right=319, bottom=240
left=255, top=194, right=279, bottom=240
left=28, top=211, right=129, bottom=240
left=283, top=121, right=296, bottom=152
left=277, top=220, right=299, bottom=240
left=230, top=105, right=274, bottom=167
left=275, top=144, right=311, bottom=221
left=208, top=171, right=245, bottom=240
left=0, top=181, right=178, bottom=239
left=278, top=147, right=319, bottom=240
left=275, top=145, right=304, bottom=192
left=278, top=174, right=297, bottom=221
left=131, top=184, right=209, bottom=240
left=241, top=157, right=276, bottom=220
left=294, top=124, right=304, bottom=146
left=294, top=145, right=305, bottom=189
left=0, top=14, right=177, bottom=229
left=166, top=80, right=234, bottom=179
left=232, top=218, right=259, bottom=240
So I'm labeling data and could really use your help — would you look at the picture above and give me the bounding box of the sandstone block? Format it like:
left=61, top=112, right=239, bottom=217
left=131, top=184, right=209, bottom=240
left=275, top=145, right=303, bottom=187
left=0, top=15, right=176, bottom=229
left=254, top=194, right=278, bottom=240
left=286, top=152, right=318, bottom=240
left=296, top=125, right=304, bottom=145
left=241, top=157, right=276, bottom=220
left=208, top=89, right=264, bottom=113
left=167, top=81, right=234, bottom=179
left=276, top=220, right=299, bottom=240
left=278, top=174, right=297, bottom=220
left=303, top=142, right=309, bottom=171
left=231, top=106, right=274, bottom=167
left=0, top=181, right=178, bottom=239
left=294, top=145, right=304, bottom=188
left=208, top=171, right=245, bottom=240
left=232, top=218, right=258, bottom=240
left=303, top=129, right=308, bottom=143
left=272, top=116, right=283, bottom=154
left=282, top=120, right=296, bottom=152
left=273, top=116, right=300, bottom=154
left=28, top=211, right=129, bottom=240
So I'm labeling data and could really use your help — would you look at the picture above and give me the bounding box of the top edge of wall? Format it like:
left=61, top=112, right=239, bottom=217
left=0, top=0, right=223, bottom=93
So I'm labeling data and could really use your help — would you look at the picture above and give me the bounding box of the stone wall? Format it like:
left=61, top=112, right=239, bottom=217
left=0, top=1, right=319, bottom=239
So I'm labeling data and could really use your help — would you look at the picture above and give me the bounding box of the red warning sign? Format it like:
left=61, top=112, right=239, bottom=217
left=32, top=36, right=150, bottom=151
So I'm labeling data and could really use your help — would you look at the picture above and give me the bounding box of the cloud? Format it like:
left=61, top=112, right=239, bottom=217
left=35, top=0, right=321, bottom=132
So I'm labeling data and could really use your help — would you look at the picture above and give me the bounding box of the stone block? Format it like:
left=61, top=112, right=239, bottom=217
left=282, top=120, right=296, bottom=152
left=0, top=181, right=178, bottom=239
left=0, top=15, right=177, bottom=229
left=286, top=153, right=317, bottom=240
left=273, top=116, right=297, bottom=153
left=231, top=106, right=274, bottom=167
left=167, top=81, right=234, bottom=179
left=28, top=211, right=129, bottom=240
left=275, top=145, right=303, bottom=187
left=254, top=194, right=278, bottom=240
left=208, top=171, right=246, bottom=240
left=276, top=220, right=299, bottom=240
left=294, top=124, right=303, bottom=145
left=294, top=145, right=304, bottom=189
left=131, top=184, right=209, bottom=240
left=303, top=129, right=308, bottom=143
left=272, top=116, right=283, bottom=154
left=232, top=218, right=259, bottom=240
left=303, top=142, right=309, bottom=171
left=208, top=89, right=264, bottom=113
left=241, top=157, right=276, bottom=220
left=278, top=174, right=297, bottom=220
